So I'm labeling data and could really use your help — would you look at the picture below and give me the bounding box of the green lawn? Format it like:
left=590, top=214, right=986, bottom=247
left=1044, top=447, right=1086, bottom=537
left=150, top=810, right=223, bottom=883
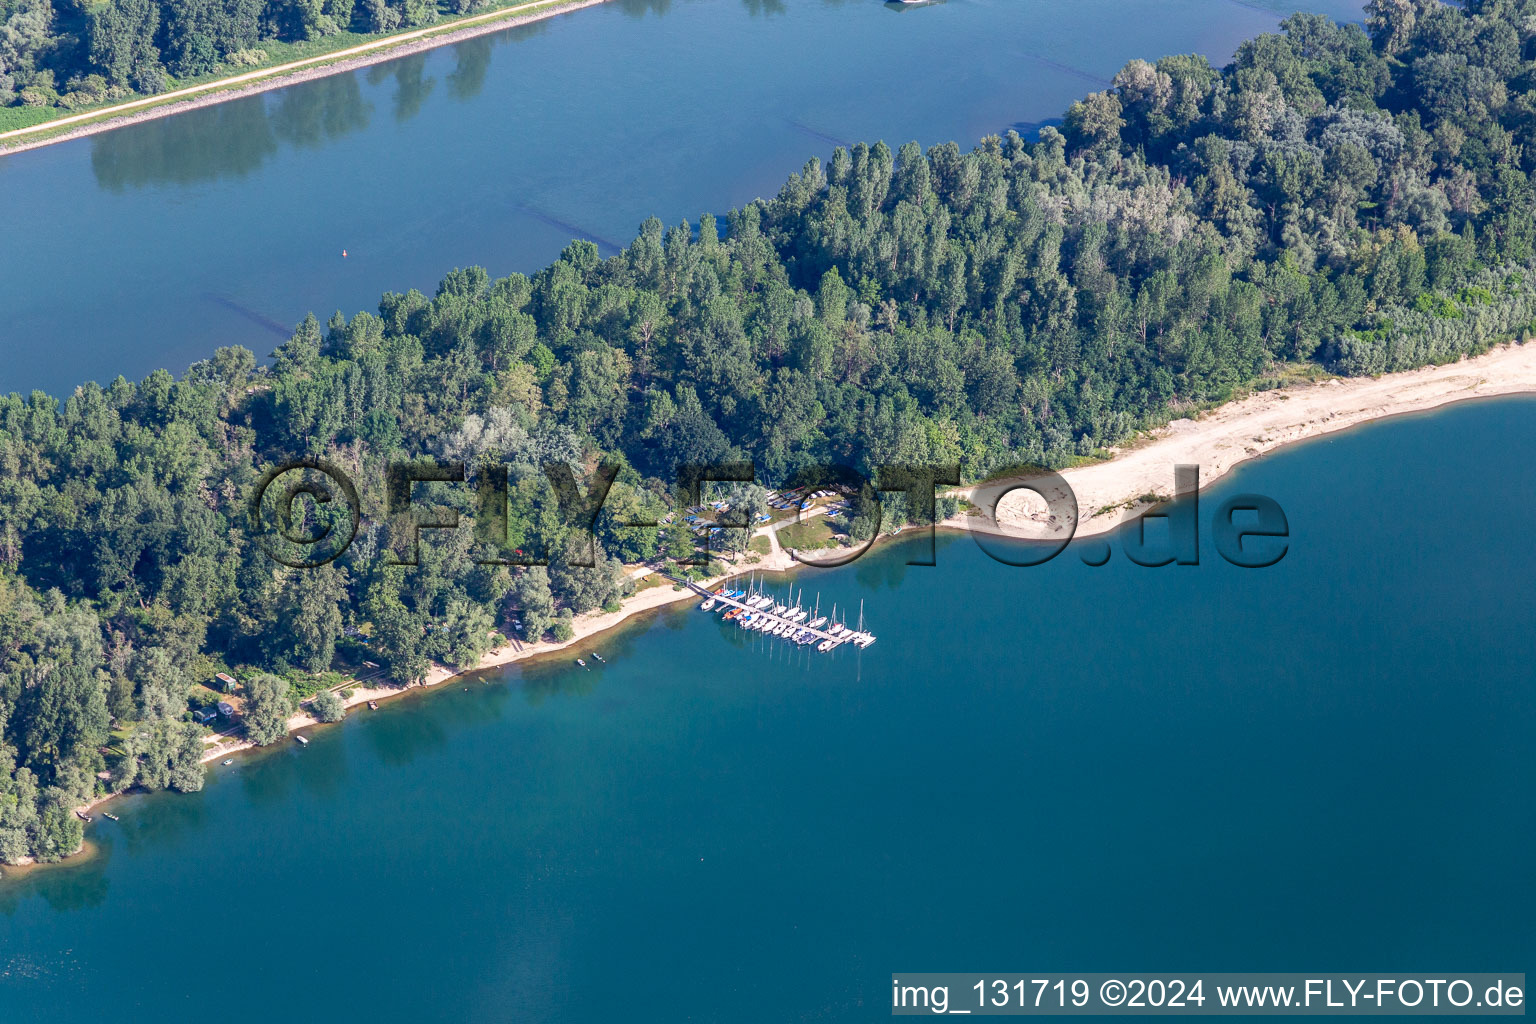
left=0, top=106, right=59, bottom=133
left=777, top=518, right=839, bottom=551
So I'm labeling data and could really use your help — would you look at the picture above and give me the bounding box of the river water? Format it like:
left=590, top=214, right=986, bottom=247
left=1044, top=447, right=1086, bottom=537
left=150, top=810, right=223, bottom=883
left=1, top=0, right=1359, bottom=397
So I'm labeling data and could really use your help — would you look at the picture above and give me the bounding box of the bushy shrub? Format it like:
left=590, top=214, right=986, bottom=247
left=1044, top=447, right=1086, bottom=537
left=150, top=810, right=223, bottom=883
left=311, top=689, right=346, bottom=723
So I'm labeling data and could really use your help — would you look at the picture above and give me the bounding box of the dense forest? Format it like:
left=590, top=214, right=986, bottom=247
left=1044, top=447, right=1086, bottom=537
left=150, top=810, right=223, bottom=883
left=6, top=0, right=1536, bottom=862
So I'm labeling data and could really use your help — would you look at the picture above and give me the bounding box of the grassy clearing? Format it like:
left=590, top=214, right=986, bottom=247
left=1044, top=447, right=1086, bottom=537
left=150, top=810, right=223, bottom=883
left=0, top=106, right=58, bottom=132
left=778, top=518, right=839, bottom=551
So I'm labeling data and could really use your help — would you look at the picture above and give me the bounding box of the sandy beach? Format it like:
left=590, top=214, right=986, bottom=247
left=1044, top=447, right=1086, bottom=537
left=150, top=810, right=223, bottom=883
left=951, top=340, right=1536, bottom=543
left=193, top=558, right=798, bottom=766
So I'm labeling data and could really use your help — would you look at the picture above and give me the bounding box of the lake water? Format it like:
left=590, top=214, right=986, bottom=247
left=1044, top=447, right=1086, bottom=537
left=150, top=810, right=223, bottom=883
left=9, top=1, right=1530, bottom=1018
left=0, top=0, right=1361, bottom=398
left=3, top=397, right=1532, bottom=1021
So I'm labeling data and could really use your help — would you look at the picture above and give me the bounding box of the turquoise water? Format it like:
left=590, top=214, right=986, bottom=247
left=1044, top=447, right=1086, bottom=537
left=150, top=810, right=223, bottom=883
left=0, top=0, right=1363, bottom=397
left=4, top=398, right=1532, bottom=1020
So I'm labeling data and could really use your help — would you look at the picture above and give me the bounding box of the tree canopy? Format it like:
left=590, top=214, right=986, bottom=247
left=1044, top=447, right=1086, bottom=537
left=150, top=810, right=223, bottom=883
left=6, top=1, right=1536, bottom=862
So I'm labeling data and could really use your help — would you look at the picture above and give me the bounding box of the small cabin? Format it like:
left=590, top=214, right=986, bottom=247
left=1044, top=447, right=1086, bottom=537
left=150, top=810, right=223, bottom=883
left=216, top=701, right=236, bottom=717
left=192, top=708, right=218, bottom=725
left=215, top=672, right=238, bottom=693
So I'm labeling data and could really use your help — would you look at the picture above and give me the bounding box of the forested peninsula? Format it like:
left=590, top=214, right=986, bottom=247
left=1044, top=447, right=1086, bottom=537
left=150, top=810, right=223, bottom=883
left=5, top=0, right=1536, bottom=864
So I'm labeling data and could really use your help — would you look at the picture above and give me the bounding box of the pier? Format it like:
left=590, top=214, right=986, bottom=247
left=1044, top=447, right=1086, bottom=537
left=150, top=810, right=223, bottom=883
left=662, top=574, right=875, bottom=650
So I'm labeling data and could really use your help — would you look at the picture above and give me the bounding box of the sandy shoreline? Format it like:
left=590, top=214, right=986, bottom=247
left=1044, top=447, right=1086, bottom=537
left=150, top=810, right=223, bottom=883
left=192, top=567, right=764, bottom=767
left=135, top=335, right=1536, bottom=767
left=21, top=340, right=1536, bottom=875
left=49, top=559, right=794, bottom=854
left=0, top=0, right=610, bottom=157
left=950, top=340, right=1536, bottom=544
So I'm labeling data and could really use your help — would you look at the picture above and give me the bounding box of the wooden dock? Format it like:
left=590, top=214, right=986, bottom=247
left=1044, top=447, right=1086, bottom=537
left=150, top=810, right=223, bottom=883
left=663, top=574, right=873, bottom=648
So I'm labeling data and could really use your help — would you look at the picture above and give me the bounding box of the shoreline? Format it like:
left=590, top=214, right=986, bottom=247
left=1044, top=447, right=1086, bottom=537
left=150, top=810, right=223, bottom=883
left=24, top=570, right=743, bottom=873
left=946, top=340, right=1536, bottom=544
left=47, top=558, right=801, bottom=861
left=193, top=564, right=777, bottom=768
left=16, top=340, right=1536, bottom=877
left=0, top=0, right=610, bottom=157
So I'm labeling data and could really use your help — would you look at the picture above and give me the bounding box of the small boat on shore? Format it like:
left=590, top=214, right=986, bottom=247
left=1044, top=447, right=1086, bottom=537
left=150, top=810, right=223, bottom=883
left=368, top=700, right=379, bottom=710
left=76, top=811, right=92, bottom=823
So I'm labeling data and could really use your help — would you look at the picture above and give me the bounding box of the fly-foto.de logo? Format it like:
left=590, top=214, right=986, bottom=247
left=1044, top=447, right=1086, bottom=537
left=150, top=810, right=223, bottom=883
left=249, top=459, right=1289, bottom=571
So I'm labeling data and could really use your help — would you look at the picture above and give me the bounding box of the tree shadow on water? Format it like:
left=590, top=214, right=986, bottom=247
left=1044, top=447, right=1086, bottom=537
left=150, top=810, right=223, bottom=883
left=519, top=659, right=604, bottom=706
left=853, top=538, right=917, bottom=592
left=359, top=700, right=451, bottom=767
left=109, top=791, right=211, bottom=858
left=90, top=72, right=372, bottom=190
left=238, top=745, right=304, bottom=808
left=270, top=72, right=373, bottom=150
left=368, top=52, right=435, bottom=123
left=616, top=0, right=672, bottom=17
left=91, top=95, right=278, bottom=190
left=290, top=727, right=351, bottom=800
left=0, top=846, right=110, bottom=916
left=447, top=36, right=495, bottom=101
